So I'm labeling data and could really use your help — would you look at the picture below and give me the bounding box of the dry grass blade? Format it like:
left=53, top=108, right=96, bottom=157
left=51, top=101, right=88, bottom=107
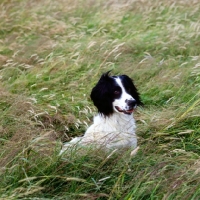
left=0, top=0, right=200, bottom=199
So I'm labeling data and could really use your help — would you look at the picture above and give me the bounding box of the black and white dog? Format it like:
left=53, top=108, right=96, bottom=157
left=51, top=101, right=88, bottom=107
left=60, top=71, right=142, bottom=154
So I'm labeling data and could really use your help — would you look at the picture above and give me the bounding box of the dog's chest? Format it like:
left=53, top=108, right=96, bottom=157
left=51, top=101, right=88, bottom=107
left=87, top=114, right=136, bottom=134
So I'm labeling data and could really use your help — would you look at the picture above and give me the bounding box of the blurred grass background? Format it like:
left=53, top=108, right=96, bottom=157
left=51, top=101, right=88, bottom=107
left=0, top=0, right=200, bottom=199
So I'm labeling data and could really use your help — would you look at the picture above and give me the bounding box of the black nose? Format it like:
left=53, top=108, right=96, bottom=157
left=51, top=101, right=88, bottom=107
left=126, top=99, right=137, bottom=108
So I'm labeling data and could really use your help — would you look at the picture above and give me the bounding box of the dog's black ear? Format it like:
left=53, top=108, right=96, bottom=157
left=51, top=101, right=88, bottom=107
left=120, top=75, right=143, bottom=106
left=90, top=72, right=114, bottom=116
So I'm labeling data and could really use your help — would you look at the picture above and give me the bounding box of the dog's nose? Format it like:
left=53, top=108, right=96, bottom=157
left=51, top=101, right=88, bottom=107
left=126, top=99, right=137, bottom=108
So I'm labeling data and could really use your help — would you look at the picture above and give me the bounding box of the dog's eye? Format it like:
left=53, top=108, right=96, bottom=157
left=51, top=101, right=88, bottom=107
left=114, top=90, right=120, bottom=95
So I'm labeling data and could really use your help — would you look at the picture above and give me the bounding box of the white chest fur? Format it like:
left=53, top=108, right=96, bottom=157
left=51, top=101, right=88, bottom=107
left=82, top=113, right=137, bottom=149
left=59, top=113, right=137, bottom=154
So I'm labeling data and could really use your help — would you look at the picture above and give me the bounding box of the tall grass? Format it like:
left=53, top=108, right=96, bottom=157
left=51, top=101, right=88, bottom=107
left=0, top=0, right=200, bottom=199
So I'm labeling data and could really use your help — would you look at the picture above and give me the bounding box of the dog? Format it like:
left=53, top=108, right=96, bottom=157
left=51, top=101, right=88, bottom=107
left=60, top=71, right=142, bottom=154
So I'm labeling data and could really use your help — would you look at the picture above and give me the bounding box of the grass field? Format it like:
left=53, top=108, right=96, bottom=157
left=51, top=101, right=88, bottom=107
left=0, top=0, right=200, bottom=199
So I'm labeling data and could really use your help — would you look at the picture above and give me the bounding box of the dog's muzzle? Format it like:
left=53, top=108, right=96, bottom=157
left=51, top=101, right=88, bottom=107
left=115, top=100, right=137, bottom=115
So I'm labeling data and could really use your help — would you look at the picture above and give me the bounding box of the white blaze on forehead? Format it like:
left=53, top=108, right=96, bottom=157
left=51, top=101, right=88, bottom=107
left=114, top=77, right=134, bottom=101
left=114, top=77, right=126, bottom=93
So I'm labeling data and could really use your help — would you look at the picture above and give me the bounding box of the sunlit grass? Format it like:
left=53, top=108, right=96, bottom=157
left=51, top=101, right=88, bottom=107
left=0, top=0, right=200, bottom=199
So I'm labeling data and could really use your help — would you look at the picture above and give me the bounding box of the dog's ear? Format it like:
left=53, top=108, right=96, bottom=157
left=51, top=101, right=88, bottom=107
left=90, top=72, right=114, bottom=116
left=120, top=75, right=143, bottom=106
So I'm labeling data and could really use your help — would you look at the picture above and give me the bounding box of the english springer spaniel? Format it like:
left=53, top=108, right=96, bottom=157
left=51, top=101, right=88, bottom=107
left=60, top=71, right=142, bottom=154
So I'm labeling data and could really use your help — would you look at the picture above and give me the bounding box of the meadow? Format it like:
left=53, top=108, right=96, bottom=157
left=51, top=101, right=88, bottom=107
left=0, top=0, right=200, bottom=199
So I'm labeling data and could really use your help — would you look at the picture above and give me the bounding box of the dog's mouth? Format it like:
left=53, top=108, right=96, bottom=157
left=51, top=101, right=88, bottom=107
left=115, top=106, right=134, bottom=115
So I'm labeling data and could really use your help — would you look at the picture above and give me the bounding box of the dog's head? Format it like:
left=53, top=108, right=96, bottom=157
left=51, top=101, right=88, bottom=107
left=90, top=71, right=142, bottom=116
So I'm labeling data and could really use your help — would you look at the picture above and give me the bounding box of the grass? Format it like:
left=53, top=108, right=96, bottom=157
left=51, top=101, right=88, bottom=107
left=0, top=0, right=200, bottom=199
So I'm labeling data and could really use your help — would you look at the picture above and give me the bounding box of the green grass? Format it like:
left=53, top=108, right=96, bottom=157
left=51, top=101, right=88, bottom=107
left=0, top=0, right=200, bottom=199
